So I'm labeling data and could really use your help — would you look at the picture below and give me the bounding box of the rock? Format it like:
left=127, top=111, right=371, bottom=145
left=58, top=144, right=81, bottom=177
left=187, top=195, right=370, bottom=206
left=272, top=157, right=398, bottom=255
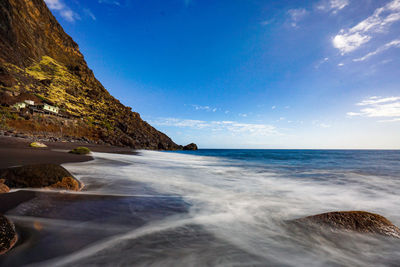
left=29, top=142, right=47, bottom=148
left=69, top=146, right=91, bottom=155
left=0, top=179, right=10, bottom=193
left=293, top=211, right=400, bottom=238
left=0, top=214, right=17, bottom=255
left=47, top=176, right=82, bottom=191
left=183, top=143, right=198, bottom=150
left=0, top=164, right=82, bottom=190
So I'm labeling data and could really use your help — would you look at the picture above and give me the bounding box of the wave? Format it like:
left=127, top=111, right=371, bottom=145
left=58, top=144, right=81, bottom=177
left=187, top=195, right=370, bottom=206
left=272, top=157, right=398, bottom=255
left=5, top=150, right=400, bottom=266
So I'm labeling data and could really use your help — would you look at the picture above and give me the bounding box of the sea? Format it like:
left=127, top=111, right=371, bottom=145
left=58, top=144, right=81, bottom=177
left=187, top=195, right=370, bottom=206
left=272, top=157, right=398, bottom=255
left=1, top=149, right=400, bottom=266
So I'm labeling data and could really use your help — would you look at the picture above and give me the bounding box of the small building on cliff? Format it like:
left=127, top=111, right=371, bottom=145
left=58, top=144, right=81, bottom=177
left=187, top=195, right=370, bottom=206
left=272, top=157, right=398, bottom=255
left=41, top=103, right=59, bottom=114
left=12, top=102, right=26, bottom=110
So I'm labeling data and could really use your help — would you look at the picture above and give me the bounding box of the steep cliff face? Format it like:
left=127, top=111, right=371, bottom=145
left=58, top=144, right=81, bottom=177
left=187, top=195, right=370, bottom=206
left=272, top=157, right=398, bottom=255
left=0, top=0, right=184, bottom=150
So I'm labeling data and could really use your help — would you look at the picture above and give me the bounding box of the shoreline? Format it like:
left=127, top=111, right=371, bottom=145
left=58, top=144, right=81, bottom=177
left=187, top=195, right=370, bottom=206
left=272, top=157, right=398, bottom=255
left=0, top=136, right=137, bottom=214
left=0, top=136, right=136, bottom=169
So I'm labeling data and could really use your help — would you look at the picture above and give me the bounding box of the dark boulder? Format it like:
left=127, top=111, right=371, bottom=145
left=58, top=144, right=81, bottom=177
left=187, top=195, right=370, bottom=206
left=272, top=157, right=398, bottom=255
left=293, top=211, right=400, bottom=238
left=0, top=164, right=82, bottom=190
left=0, top=214, right=17, bottom=255
left=183, top=143, right=198, bottom=150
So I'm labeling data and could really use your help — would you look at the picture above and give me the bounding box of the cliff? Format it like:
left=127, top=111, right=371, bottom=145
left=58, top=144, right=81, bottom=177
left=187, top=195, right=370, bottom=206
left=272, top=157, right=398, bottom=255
left=0, top=0, right=189, bottom=150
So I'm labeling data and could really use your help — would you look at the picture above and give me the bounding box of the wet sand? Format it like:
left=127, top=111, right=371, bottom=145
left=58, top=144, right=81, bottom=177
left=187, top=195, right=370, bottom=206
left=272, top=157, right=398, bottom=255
left=0, top=137, right=184, bottom=265
left=0, top=136, right=137, bottom=218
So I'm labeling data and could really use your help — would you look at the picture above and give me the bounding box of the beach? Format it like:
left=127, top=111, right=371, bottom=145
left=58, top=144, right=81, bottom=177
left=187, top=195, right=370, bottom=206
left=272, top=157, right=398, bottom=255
left=1, top=145, right=400, bottom=266
left=0, top=136, right=136, bottom=169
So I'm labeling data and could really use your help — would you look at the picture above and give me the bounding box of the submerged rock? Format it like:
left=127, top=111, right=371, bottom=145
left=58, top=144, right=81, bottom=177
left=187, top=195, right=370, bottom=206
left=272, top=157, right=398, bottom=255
left=183, top=143, right=198, bottom=150
left=0, top=164, right=82, bottom=191
left=69, top=146, right=91, bottom=155
left=293, top=211, right=400, bottom=238
left=0, top=214, right=17, bottom=255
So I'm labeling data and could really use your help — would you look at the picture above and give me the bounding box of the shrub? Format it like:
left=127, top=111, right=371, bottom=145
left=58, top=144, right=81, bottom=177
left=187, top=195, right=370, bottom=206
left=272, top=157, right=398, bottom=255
left=69, top=146, right=91, bottom=155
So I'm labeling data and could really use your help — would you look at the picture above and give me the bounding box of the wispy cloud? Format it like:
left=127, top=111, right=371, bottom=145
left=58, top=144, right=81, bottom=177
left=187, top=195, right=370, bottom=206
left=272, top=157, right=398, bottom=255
left=312, top=120, right=332, bottom=128
left=191, top=105, right=217, bottom=112
left=151, top=118, right=278, bottom=136
left=83, top=9, right=96, bottom=21
left=316, top=0, right=349, bottom=14
left=44, top=0, right=79, bottom=22
left=332, top=0, right=400, bottom=54
left=353, top=39, right=400, bottom=61
left=98, top=0, right=121, bottom=6
left=347, top=96, right=400, bottom=121
left=287, top=8, right=308, bottom=27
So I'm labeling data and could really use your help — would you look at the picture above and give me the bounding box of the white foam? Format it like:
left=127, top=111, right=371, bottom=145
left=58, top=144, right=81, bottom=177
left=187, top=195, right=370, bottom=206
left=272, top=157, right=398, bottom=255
left=50, top=150, right=400, bottom=266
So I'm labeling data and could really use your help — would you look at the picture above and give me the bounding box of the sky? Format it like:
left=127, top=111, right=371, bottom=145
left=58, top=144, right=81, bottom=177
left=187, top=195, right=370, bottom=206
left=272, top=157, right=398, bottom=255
left=44, top=0, right=400, bottom=149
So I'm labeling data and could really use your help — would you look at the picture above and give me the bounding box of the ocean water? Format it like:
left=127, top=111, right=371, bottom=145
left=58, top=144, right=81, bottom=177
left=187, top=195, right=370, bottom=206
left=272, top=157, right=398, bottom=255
left=1, top=149, right=400, bottom=266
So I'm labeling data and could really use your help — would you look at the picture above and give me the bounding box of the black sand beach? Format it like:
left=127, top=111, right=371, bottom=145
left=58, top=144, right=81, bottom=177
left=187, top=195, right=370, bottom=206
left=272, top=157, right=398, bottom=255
left=0, top=136, right=135, bottom=169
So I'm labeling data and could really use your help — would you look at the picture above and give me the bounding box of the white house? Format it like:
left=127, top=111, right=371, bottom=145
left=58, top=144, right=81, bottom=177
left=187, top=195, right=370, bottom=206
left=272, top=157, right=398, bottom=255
left=43, top=103, right=59, bottom=114
left=24, top=100, right=35, bottom=105
left=12, top=102, right=26, bottom=110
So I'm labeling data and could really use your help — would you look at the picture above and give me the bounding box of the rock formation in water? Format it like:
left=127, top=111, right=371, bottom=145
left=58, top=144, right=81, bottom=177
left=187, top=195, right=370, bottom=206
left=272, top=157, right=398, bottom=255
left=183, top=143, right=198, bottom=150
left=0, top=0, right=197, bottom=150
left=293, top=211, right=400, bottom=238
left=0, top=164, right=82, bottom=190
left=0, top=214, right=17, bottom=255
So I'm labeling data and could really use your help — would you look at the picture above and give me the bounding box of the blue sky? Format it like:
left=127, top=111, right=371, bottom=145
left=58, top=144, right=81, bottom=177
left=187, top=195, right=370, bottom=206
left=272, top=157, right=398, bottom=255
left=45, top=0, right=400, bottom=148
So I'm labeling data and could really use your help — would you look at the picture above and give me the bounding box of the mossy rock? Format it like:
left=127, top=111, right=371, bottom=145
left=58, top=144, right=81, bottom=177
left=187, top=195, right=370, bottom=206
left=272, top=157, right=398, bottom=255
left=69, top=146, right=91, bottom=155
left=29, top=142, right=47, bottom=148
left=48, top=176, right=82, bottom=191
left=292, top=211, right=400, bottom=238
left=0, top=179, right=9, bottom=193
left=0, top=164, right=82, bottom=190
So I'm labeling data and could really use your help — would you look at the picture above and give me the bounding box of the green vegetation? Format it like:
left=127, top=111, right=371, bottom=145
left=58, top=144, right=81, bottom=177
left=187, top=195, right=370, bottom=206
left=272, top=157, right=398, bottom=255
left=101, top=120, right=113, bottom=131
left=0, top=107, right=17, bottom=120
left=69, top=146, right=91, bottom=155
left=34, top=93, right=52, bottom=105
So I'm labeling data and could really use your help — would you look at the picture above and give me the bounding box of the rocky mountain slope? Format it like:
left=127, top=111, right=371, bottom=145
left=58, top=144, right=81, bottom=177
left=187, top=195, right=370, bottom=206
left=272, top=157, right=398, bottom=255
left=0, top=0, right=192, bottom=150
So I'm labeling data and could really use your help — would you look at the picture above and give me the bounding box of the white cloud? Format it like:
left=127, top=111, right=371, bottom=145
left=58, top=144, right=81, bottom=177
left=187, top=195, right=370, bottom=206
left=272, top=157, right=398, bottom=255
left=338, top=62, right=344, bottom=66
left=191, top=104, right=217, bottom=112
left=353, top=39, right=400, bottom=61
left=45, top=0, right=79, bottom=22
left=332, top=32, right=371, bottom=54
left=45, top=0, right=63, bottom=10
left=332, top=0, right=400, bottom=54
left=287, top=8, right=308, bottom=27
left=347, top=96, right=400, bottom=121
left=317, top=0, right=349, bottom=13
left=271, top=106, right=276, bottom=110
left=151, top=118, right=278, bottom=136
